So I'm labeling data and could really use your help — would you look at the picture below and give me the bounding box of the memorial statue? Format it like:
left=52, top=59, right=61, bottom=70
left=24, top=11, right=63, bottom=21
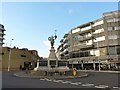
left=48, top=30, right=57, bottom=47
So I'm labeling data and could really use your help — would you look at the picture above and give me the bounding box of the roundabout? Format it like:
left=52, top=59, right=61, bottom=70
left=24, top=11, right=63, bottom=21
left=14, top=33, right=88, bottom=80
left=14, top=70, right=88, bottom=79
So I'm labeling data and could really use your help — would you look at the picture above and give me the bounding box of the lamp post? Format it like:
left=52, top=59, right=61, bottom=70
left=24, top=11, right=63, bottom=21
left=8, top=39, right=14, bottom=72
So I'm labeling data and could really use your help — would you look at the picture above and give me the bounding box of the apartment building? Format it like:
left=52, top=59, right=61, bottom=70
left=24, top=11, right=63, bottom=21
left=56, top=33, right=70, bottom=60
left=0, top=24, right=6, bottom=70
left=2, top=47, right=40, bottom=71
left=57, top=10, right=120, bottom=70
left=0, top=24, right=5, bottom=47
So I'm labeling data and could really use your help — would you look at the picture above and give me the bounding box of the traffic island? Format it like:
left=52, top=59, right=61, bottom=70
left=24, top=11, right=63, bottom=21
left=14, top=34, right=89, bottom=79
left=14, top=70, right=88, bottom=79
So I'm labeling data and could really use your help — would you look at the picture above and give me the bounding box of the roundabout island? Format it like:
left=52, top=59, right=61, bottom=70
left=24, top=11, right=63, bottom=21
left=14, top=33, right=88, bottom=80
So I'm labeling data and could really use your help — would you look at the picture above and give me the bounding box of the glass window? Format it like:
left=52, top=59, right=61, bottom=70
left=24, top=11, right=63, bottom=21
left=108, top=27, right=114, bottom=31
left=107, top=18, right=114, bottom=22
left=108, top=47, right=117, bottom=55
left=115, top=18, right=120, bottom=22
left=115, top=26, right=120, bottom=30
left=108, top=35, right=118, bottom=39
left=117, top=47, right=120, bottom=54
left=21, top=55, right=26, bottom=57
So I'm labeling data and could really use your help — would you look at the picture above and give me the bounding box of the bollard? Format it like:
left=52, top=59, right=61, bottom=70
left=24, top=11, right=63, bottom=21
left=85, top=68, right=86, bottom=73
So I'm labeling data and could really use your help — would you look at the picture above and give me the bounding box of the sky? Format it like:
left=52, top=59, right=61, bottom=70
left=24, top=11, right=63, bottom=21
left=1, top=2, right=119, bottom=58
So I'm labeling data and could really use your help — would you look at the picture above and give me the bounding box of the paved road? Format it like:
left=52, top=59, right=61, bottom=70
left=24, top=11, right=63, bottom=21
left=2, top=71, right=120, bottom=89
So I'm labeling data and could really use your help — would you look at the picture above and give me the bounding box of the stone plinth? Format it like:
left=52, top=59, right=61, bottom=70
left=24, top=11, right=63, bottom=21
left=48, top=47, right=57, bottom=60
left=48, top=47, right=58, bottom=68
left=34, top=46, right=70, bottom=73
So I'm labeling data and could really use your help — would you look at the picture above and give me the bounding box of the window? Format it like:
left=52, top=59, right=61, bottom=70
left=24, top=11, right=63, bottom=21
left=107, top=18, right=114, bottom=22
left=108, top=35, right=118, bottom=39
left=21, top=55, right=26, bottom=57
left=50, top=61, right=56, bottom=66
left=115, top=26, right=120, bottom=30
left=39, top=61, right=47, bottom=66
left=1, top=52, right=4, bottom=55
left=115, top=18, right=120, bottom=22
left=108, top=47, right=117, bottom=55
left=108, top=27, right=114, bottom=31
left=117, top=47, right=120, bottom=54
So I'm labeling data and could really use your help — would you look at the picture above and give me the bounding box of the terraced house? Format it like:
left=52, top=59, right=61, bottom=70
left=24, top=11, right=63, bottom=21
left=57, top=10, right=120, bottom=70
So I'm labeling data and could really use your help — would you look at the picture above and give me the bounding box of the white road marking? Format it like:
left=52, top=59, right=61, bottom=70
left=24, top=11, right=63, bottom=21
left=55, top=80, right=63, bottom=82
left=82, top=83, right=94, bottom=87
left=45, top=79, right=52, bottom=81
left=95, top=85, right=109, bottom=88
left=53, top=80, right=61, bottom=82
left=70, top=82, right=79, bottom=85
left=40, top=78, right=52, bottom=81
left=61, top=81, right=71, bottom=84
left=40, top=78, right=46, bottom=80
left=64, top=81, right=72, bottom=83
left=76, top=82, right=82, bottom=85
left=113, top=87, right=120, bottom=89
left=61, top=81, right=69, bottom=84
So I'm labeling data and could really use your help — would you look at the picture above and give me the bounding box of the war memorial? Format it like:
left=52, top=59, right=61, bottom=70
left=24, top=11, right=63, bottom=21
left=14, top=33, right=88, bottom=79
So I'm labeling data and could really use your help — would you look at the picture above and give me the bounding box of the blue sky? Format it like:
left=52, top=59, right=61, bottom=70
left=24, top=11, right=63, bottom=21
left=1, top=2, right=118, bottom=57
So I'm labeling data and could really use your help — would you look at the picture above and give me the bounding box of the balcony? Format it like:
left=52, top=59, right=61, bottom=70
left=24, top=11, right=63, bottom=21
left=0, top=27, right=6, bottom=31
left=60, top=39, right=63, bottom=43
left=63, top=38, right=69, bottom=44
left=79, top=36, right=93, bottom=42
left=0, top=32, right=5, bottom=35
left=0, top=37, right=4, bottom=40
left=63, top=33, right=69, bottom=38
left=0, top=41, right=4, bottom=44
left=80, top=44, right=94, bottom=50
left=63, top=43, right=68, bottom=47
left=78, top=29, right=92, bottom=35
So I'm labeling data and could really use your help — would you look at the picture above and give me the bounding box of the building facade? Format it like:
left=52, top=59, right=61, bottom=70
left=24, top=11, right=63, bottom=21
left=0, top=24, right=5, bottom=47
left=0, top=24, right=6, bottom=70
left=2, top=47, right=40, bottom=71
left=57, top=10, right=120, bottom=70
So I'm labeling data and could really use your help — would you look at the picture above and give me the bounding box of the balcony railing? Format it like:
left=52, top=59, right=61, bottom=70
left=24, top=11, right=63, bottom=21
left=80, top=44, right=94, bottom=50
left=79, top=36, right=93, bottom=42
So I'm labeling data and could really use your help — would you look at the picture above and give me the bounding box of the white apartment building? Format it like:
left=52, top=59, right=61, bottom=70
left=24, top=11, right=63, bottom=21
left=0, top=24, right=5, bottom=47
left=57, top=10, right=120, bottom=70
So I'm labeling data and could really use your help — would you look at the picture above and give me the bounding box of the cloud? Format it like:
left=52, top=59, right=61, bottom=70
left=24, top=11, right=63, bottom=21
left=43, top=40, right=51, bottom=49
left=68, top=9, right=73, bottom=14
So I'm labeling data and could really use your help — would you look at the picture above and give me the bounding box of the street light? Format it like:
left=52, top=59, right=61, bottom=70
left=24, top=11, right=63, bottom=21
left=8, top=39, right=14, bottom=71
